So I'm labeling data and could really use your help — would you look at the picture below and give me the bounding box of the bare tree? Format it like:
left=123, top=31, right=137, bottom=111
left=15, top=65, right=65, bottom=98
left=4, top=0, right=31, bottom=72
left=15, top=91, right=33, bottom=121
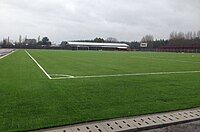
left=197, top=30, right=200, bottom=38
left=192, top=31, right=197, bottom=39
left=170, top=31, right=185, bottom=40
left=177, top=32, right=185, bottom=39
left=170, top=31, right=177, bottom=40
left=141, top=35, right=154, bottom=42
left=106, top=37, right=118, bottom=42
left=185, top=32, right=193, bottom=40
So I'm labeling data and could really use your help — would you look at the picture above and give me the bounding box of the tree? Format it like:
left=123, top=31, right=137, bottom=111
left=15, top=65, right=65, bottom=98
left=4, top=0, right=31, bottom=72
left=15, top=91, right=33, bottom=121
left=3, top=39, right=7, bottom=45
left=37, top=41, right=43, bottom=45
left=140, top=35, right=154, bottom=49
left=0, top=41, right=3, bottom=46
left=177, top=32, right=185, bottom=39
left=169, top=32, right=177, bottom=40
left=169, top=32, right=185, bottom=40
left=197, top=30, right=200, bottom=39
left=42, top=37, right=50, bottom=45
left=94, top=37, right=105, bottom=43
left=185, top=32, right=193, bottom=40
left=192, top=31, right=197, bottom=39
left=106, top=37, right=118, bottom=42
left=38, top=37, right=51, bottom=45
left=141, top=35, right=154, bottom=42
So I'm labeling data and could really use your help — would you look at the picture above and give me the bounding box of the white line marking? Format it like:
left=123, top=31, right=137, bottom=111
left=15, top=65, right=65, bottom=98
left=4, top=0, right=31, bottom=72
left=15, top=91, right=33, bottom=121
left=25, top=50, right=52, bottom=79
left=51, top=76, right=75, bottom=79
left=50, top=74, right=74, bottom=78
left=132, top=56, right=200, bottom=64
left=51, top=70, right=200, bottom=79
left=0, top=50, right=15, bottom=60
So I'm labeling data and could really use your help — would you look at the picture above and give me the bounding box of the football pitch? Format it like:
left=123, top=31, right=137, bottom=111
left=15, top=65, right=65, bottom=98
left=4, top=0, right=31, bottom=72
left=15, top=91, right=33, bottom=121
left=0, top=49, right=200, bottom=131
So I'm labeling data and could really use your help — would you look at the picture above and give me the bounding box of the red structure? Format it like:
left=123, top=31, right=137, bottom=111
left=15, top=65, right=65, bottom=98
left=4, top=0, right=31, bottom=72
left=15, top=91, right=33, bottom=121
left=157, top=44, right=200, bottom=53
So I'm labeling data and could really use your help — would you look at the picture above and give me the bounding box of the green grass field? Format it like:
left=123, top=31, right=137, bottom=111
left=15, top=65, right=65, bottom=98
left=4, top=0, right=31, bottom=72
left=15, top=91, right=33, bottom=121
left=0, top=49, right=200, bottom=131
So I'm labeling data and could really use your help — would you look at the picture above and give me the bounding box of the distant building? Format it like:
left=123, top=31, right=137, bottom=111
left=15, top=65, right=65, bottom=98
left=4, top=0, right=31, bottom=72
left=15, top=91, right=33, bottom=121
left=24, top=39, right=37, bottom=45
left=140, top=43, right=148, bottom=48
left=60, top=41, right=129, bottom=50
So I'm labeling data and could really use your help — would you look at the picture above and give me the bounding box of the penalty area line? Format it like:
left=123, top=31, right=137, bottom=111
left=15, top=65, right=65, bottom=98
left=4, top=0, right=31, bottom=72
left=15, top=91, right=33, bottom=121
left=51, top=70, right=200, bottom=80
left=25, top=50, right=52, bottom=79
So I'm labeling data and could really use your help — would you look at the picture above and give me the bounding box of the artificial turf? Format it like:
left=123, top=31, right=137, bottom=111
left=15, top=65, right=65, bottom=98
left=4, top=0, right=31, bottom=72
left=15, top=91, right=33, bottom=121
left=0, top=49, right=200, bottom=131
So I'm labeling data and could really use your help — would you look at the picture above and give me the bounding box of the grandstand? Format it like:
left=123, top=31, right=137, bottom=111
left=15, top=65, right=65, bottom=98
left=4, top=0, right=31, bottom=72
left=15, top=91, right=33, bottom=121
left=62, top=42, right=129, bottom=50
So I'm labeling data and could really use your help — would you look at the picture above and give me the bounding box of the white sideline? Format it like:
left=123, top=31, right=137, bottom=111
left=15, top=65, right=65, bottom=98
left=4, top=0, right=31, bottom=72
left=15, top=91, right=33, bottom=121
left=25, top=50, right=52, bottom=79
left=51, top=70, right=200, bottom=79
left=0, top=50, right=15, bottom=60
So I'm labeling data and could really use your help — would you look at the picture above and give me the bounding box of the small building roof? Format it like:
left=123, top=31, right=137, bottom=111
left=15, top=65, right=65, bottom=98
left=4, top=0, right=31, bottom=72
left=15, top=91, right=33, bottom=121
left=68, top=42, right=129, bottom=48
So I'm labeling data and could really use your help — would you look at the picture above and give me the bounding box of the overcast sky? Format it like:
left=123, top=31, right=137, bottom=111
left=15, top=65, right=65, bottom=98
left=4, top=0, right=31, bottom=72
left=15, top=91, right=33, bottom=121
left=0, top=0, right=200, bottom=43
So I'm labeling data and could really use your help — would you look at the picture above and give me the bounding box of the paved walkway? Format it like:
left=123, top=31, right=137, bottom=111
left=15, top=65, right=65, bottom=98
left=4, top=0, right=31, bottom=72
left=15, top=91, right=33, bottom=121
left=0, top=49, right=15, bottom=59
left=0, top=49, right=13, bottom=56
left=41, top=108, right=200, bottom=132
left=144, top=120, right=200, bottom=132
